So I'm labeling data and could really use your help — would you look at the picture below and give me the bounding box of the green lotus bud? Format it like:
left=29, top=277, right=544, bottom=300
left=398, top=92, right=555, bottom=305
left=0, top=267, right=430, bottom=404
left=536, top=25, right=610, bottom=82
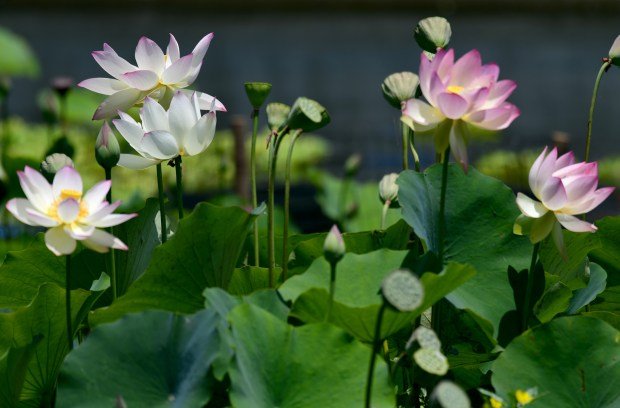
left=324, top=225, right=345, bottom=265
left=95, top=121, right=120, bottom=169
left=285, top=97, right=330, bottom=133
left=266, top=102, right=291, bottom=131
left=608, top=35, right=620, bottom=66
left=244, top=82, right=272, bottom=110
left=414, top=16, right=452, bottom=53
left=379, top=173, right=400, bottom=208
left=41, top=153, right=74, bottom=182
left=382, top=72, right=419, bottom=109
left=344, top=153, right=362, bottom=177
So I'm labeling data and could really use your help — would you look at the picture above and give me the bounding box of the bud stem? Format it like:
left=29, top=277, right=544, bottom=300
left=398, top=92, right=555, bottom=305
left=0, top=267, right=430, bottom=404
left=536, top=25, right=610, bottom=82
left=402, top=123, right=409, bottom=170
left=282, top=129, right=302, bottom=281
left=175, top=156, right=184, bottom=220
left=326, top=261, right=338, bottom=322
left=156, top=164, right=167, bottom=243
left=365, top=301, right=387, bottom=408
left=522, top=242, right=540, bottom=331
left=267, top=129, right=286, bottom=287
left=65, top=254, right=73, bottom=351
left=250, top=109, right=260, bottom=267
left=381, top=200, right=390, bottom=230
left=585, top=59, right=612, bottom=162
left=105, top=167, right=117, bottom=301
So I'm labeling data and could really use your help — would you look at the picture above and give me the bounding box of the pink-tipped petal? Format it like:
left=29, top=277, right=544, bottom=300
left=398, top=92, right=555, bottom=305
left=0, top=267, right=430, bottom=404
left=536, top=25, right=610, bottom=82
left=65, top=223, right=96, bottom=240
left=482, top=80, right=517, bottom=109
left=402, top=99, right=444, bottom=127
left=540, top=177, right=568, bottom=211
left=553, top=151, right=576, bottom=171
left=168, top=91, right=197, bottom=144
left=562, top=174, right=598, bottom=203
left=19, top=167, right=54, bottom=212
left=121, top=70, right=159, bottom=91
left=52, top=166, right=83, bottom=199
left=112, top=118, right=147, bottom=153
left=90, top=213, right=138, bottom=228
left=82, top=180, right=112, bottom=213
left=466, top=103, right=520, bottom=130
left=45, top=226, right=77, bottom=256
left=93, top=88, right=144, bottom=120
left=162, top=54, right=193, bottom=85
left=552, top=162, right=596, bottom=179
left=6, top=198, right=43, bottom=227
left=140, top=131, right=180, bottom=160
left=418, top=52, right=433, bottom=102
left=435, top=49, right=454, bottom=80
left=166, top=33, right=180, bottom=63
left=528, top=147, right=549, bottom=197
left=78, top=78, right=128, bottom=96
left=92, top=50, right=138, bottom=81
left=516, top=193, right=548, bottom=218
left=135, top=36, right=165, bottom=74
left=191, top=33, right=214, bottom=70
left=556, top=214, right=597, bottom=233
left=451, top=49, right=482, bottom=86
left=184, top=110, right=217, bottom=156
left=572, top=187, right=615, bottom=214
left=84, top=201, right=122, bottom=224
left=83, top=229, right=129, bottom=253
left=24, top=208, right=58, bottom=227
left=436, top=92, right=469, bottom=119
left=193, top=92, right=227, bottom=112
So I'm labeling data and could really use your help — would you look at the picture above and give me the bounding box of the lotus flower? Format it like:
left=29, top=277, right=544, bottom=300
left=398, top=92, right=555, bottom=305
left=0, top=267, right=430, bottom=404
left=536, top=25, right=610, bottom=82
left=402, top=49, right=520, bottom=169
left=514, top=147, right=614, bottom=248
left=79, top=34, right=226, bottom=120
left=112, top=91, right=216, bottom=169
left=6, top=166, right=136, bottom=255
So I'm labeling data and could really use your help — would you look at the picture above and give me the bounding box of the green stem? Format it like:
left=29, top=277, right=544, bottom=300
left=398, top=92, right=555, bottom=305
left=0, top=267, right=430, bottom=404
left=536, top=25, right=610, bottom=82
left=326, top=261, right=337, bottom=322
left=585, top=60, right=611, bottom=162
left=59, top=94, right=68, bottom=136
left=175, top=156, right=184, bottom=220
left=338, top=177, right=351, bottom=226
left=267, top=130, right=285, bottom=287
left=156, top=163, right=167, bottom=243
left=282, top=130, right=302, bottom=281
left=522, top=242, right=540, bottom=331
left=381, top=200, right=390, bottom=230
left=105, top=167, right=117, bottom=300
left=65, top=255, right=73, bottom=351
left=250, top=109, right=260, bottom=267
left=401, top=123, right=409, bottom=170
left=409, top=128, right=421, bottom=172
left=365, top=302, right=387, bottom=408
left=437, top=146, right=451, bottom=262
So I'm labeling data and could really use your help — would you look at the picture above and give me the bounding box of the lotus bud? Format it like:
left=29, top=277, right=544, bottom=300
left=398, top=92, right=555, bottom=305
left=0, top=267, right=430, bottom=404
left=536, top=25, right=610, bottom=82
left=266, top=102, right=291, bottom=132
left=414, top=17, right=452, bottom=53
left=40, top=153, right=74, bottom=182
left=244, top=82, right=272, bottom=110
left=608, top=35, right=620, bottom=66
left=324, top=225, right=345, bottom=265
left=51, top=76, right=73, bottom=98
left=379, top=173, right=400, bottom=208
left=381, top=72, right=419, bottom=109
left=285, top=97, right=330, bottom=133
left=344, top=153, right=362, bottom=177
left=95, top=121, right=120, bottom=169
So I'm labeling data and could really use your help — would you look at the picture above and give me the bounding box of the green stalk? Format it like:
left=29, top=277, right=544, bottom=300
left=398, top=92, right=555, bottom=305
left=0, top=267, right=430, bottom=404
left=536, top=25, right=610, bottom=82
left=365, top=302, right=387, bottom=408
left=409, top=128, right=420, bottom=172
left=282, top=129, right=302, bottom=280
left=250, top=109, right=260, bottom=266
left=381, top=200, right=390, bottom=230
left=105, top=167, right=117, bottom=300
left=59, top=94, right=68, bottom=136
left=65, top=254, right=73, bottom=351
left=326, top=261, right=338, bottom=322
left=338, top=177, right=351, bottom=226
left=175, top=156, right=184, bottom=220
left=522, top=242, right=540, bottom=331
left=585, top=59, right=612, bottom=162
left=267, top=129, right=285, bottom=287
left=156, top=163, right=167, bottom=243
left=401, top=123, right=409, bottom=170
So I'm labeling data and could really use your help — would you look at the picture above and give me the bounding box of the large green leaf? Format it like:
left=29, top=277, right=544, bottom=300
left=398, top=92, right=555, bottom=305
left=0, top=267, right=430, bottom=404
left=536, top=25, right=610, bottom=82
left=227, top=303, right=395, bottom=407
left=280, top=249, right=475, bottom=342
left=0, top=336, right=41, bottom=407
left=492, top=316, right=620, bottom=407
left=590, top=216, right=620, bottom=287
left=58, top=309, right=226, bottom=407
left=204, top=287, right=289, bottom=322
left=398, top=164, right=531, bottom=335
left=0, top=27, right=39, bottom=77
left=91, top=203, right=259, bottom=325
left=0, top=283, right=98, bottom=407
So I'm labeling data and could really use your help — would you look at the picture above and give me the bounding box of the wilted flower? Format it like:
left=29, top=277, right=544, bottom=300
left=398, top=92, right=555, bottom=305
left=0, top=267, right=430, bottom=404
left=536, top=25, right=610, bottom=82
left=79, top=34, right=226, bottom=119
left=379, top=173, right=399, bottom=206
left=113, top=91, right=216, bottom=169
left=6, top=166, right=136, bottom=255
left=323, top=225, right=345, bottom=264
left=402, top=48, right=520, bottom=170
left=514, top=147, right=614, bottom=248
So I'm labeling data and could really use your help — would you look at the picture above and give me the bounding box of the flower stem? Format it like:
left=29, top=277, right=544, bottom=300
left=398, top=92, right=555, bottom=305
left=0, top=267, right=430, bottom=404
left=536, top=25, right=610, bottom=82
left=365, top=302, right=387, bottom=408
left=156, top=163, right=167, bottom=243
left=409, top=128, right=421, bottom=172
left=282, top=129, right=302, bottom=281
left=65, top=254, right=73, bottom=351
left=522, top=242, right=540, bottom=331
left=267, top=130, right=285, bottom=287
left=401, top=123, right=409, bottom=170
left=585, top=59, right=611, bottom=162
left=250, top=109, right=260, bottom=266
left=381, top=200, right=390, bottom=230
left=105, top=167, right=117, bottom=300
left=438, top=146, right=451, bottom=262
left=326, top=261, right=338, bottom=322
left=175, top=156, right=184, bottom=220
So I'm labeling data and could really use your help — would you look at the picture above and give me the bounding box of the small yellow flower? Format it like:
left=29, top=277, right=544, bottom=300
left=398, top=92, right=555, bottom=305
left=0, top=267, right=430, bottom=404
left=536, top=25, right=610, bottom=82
left=515, top=389, right=535, bottom=405
left=489, top=397, right=503, bottom=408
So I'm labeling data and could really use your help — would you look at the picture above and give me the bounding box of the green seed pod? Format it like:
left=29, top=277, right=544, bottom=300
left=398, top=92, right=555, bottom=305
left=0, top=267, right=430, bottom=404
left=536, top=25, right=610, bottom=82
left=414, top=17, right=452, bottom=53
left=285, top=97, right=330, bottom=133
left=382, top=72, right=419, bottom=109
left=381, top=269, right=424, bottom=311
left=41, top=153, right=74, bottom=182
left=266, top=102, right=291, bottom=131
left=431, top=381, right=471, bottom=408
left=95, top=121, right=120, bottom=169
left=413, top=347, right=449, bottom=375
left=244, top=82, right=272, bottom=110
left=324, top=225, right=345, bottom=265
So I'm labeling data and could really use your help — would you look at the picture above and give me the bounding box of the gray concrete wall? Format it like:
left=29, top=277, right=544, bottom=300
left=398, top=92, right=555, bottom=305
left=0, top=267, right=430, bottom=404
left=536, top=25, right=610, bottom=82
left=2, top=7, right=620, bottom=177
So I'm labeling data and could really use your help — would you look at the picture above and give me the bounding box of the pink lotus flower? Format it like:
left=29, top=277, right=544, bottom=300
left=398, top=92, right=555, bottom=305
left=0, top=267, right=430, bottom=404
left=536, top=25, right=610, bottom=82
left=514, top=147, right=614, bottom=248
left=79, top=34, right=226, bottom=120
left=6, top=166, right=137, bottom=256
left=402, top=49, right=520, bottom=169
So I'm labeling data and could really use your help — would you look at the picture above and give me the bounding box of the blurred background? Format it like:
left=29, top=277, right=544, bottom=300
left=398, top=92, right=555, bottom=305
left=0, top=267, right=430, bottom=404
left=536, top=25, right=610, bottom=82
left=0, top=0, right=619, bottom=243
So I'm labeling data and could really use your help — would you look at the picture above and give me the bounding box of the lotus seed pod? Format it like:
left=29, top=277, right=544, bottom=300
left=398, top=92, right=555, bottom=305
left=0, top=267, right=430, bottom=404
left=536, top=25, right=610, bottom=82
left=413, top=347, right=449, bottom=375
left=406, top=326, right=441, bottom=351
left=608, top=35, right=620, bottom=66
left=381, top=72, right=419, bottom=109
left=379, top=173, right=400, bottom=207
left=414, top=17, right=452, bottom=53
left=40, top=153, right=74, bottom=182
left=286, top=97, right=330, bottom=133
left=244, top=82, right=272, bottom=110
left=95, top=121, right=120, bottom=169
left=382, top=269, right=424, bottom=311
left=344, top=153, right=362, bottom=177
left=323, top=225, right=345, bottom=264
left=266, top=102, right=291, bottom=131
left=432, top=381, right=471, bottom=408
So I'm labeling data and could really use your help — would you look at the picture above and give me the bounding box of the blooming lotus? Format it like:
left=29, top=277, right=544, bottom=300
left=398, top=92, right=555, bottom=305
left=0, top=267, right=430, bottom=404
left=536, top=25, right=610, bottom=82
left=113, top=91, right=216, bottom=169
left=79, top=34, right=226, bottom=120
left=514, top=147, right=614, bottom=248
left=6, top=166, right=136, bottom=255
left=402, top=48, right=520, bottom=169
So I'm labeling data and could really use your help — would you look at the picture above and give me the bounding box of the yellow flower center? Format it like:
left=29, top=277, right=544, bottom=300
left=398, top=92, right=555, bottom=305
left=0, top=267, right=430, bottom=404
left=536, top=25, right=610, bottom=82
left=515, top=390, right=534, bottom=405
left=447, top=85, right=465, bottom=94
left=60, top=189, right=82, bottom=200
left=47, top=190, right=90, bottom=224
left=179, top=148, right=185, bottom=156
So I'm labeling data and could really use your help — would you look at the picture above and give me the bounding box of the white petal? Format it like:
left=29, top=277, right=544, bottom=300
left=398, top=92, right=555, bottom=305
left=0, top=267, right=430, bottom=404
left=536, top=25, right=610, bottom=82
left=184, top=111, right=217, bottom=156
left=84, top=201, right=121, bottom=224
left=516, top=193, right=548, bottom=218
left=118, top=154, right=160, bottom=170
left=52, top=166, right=83, bottom=199
left=83, top=229, right=128, bottom=253
left=556, top=214, right=597, bottom=233
left=191, top=33, right=214, bottom=71
left=93, top=88, right=144, bottom=120
left=112, top=118, right=147, bottom=152
left=140, top=98, right=169, bottom=132
left=6, top=198, right=49, bottom=227
left=135, top=36, right=165, bottom=74
left=78, top=78, right=128, bottom=96
left=166, top=34, right=180, bottom=64
left=45, top=227, right=77, bottom=256
left=90, top=213, right=137, bottom=228
left=121, top=70, right=160, bottom=91
left=192, top=91, right=227, bottom=112
left=402, top=99, right=444, bottom=128
left=18, top=167, right=54, bottom=213
left=25, top=208, right=59, bottom=227
left=141, top=131, right=179, bottom=159
left=92, top=47, right=138, bottom=80
left=65, top=223, right=95, bottom=240
left=57, top=199, right=80, bottom=223
left=161, top=54, right=193, bottom=85
left=82, top=180, right=111, bottom=213
left=168, top=92, right=197, bottom=145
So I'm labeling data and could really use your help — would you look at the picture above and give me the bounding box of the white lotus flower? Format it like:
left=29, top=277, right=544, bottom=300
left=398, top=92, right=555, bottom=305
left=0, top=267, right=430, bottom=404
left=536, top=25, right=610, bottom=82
left=79, top=34, right=226, bottom=120
left=112, top=91, right=217, bottom=169
left=6, top=166, right=136, bottom=256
